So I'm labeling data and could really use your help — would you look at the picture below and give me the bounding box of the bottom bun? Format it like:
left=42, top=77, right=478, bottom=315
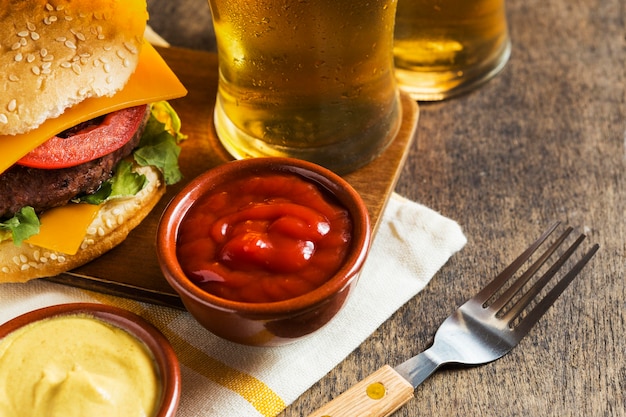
left=0, top=163, right=165, bottom=283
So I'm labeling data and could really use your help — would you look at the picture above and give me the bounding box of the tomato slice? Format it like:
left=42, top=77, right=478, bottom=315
left=17, top=105, right=148, bottom=169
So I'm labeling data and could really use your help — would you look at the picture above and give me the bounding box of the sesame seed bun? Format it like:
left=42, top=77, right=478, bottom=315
left=0, top=163, right=165, bottom=282
left=0, top=0, right=148, bottom=135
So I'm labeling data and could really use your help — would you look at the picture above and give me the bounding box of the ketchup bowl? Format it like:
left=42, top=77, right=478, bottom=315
left=0, top=303, right=181, bottom=417
left=157, top=157, right=371, bottom=346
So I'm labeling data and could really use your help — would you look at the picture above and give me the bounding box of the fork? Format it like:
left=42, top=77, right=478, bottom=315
left=308, top=222, right=599, bottom=417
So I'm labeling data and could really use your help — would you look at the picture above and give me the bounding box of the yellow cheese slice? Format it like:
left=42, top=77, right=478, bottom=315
left=25, top=204, right=100, bottom=255
left=3, top=43, right=187, bottom=254
left=0, top=42, right=187, bottom=174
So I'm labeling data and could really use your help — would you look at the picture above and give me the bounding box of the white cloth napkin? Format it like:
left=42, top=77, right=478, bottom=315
left=0, top=194, right=466, bottom=416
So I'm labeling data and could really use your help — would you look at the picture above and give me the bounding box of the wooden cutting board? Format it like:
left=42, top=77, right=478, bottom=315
left=47, top=46, right=419, bottom=309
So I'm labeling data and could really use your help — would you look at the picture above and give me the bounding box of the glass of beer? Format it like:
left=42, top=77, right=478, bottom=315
left=394, top=0, right=511, bottom=101
left=208, top=0, right=402, bottom=174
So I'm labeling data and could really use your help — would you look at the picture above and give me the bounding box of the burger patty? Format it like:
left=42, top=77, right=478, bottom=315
left=0, top=109, right=149, bottom=219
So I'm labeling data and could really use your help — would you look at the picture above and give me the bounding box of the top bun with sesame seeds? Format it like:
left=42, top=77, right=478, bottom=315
left=0, top=0, right=148, bottom=136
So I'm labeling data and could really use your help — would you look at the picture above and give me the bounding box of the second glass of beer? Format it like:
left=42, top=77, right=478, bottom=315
left=208, top=0, right=402, bottom=174
left=394, top=0, right=511, bottom=101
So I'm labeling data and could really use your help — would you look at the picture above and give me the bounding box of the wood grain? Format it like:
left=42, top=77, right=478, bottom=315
left=47, top=47, right=419, bottom=308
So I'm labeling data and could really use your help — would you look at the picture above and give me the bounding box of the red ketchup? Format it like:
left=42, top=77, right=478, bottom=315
left=176, top=172, right=352, bottom=303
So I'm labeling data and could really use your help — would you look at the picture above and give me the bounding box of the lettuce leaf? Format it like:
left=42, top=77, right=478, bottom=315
left=134, top=102, right=185, bottom=185
left=78, top=160, right=147, bottom=205
left=0, top=206, right=40, bottom=246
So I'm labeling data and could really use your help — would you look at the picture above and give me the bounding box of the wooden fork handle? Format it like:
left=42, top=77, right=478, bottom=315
left=307, top=365, right=415, bottom=417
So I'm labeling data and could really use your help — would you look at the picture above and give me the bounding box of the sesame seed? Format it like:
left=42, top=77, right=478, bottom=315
left=8, top=74, right=19, bottom=81
left=64, top=15, right=73, bottom=21
left=116, top=50, right=126, bottom=60
left=75, top=32, right=86, bottom=41
left=65, top=40, right=76, bottom=49
left=32, top=66, right=41, bottom=75
left=42, top=62, right=51, bottom=69
left=106, top=75, right=113, bottom=84
left=45, top=3, right=53, bottom=11
left=19, top=254, right=27, bottom=263
left=21, top=264, right=30, bottom=271
left=42, top=55, right=54, bottom=62
left=124, top=42, right=138, bottom=54
left=27, top=22, right=36, bottom=31
left=49, top=15, right=58, bottom=23
left=56, top=36, right=67, bottom=42
left=49, top=253, right=57, bottom=260
left=7, top=99, right=17, bottom=112
left=43, top=17, right=51, bottom=25
left=60, top=62, right=71, bottom=68
left=103, top=63, right=111, bottom=72
left=33, top=250, right=40, bottom=260
left=20, top=38, right=27, bottom=46
left=12, top=256, right=20, bottom=265
left=1, top=267, right=9, bottom=274
left=0, top=114, right=8, bottom=124
left=40, top=48, right=47, bottom=57
left=14, top=53, right=23, bottom=62
left=117, top=214, right=124, bottom=224
left=11, top=42, right=21, bottom=50
left=31, top=32, right=40, bottom=41
left=41, top=67, right=51, bottom=74
left=56, top=4, right=64, bottom=10
left=17, top=30, right=29, bottom=37
left=26, top=54, right=35, bottom=63
left=123, top=58, right=130, bottom=67
left=40, top=257, right=48, bottom=263
left=72, top=63, right=81, bottom=75
left=97, top=227, right=105, bottom=236
left=57, top=256, right=66, bottom=263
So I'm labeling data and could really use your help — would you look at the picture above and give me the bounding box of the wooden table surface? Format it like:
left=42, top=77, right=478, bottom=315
left=147, top=0, right=625, bottom=415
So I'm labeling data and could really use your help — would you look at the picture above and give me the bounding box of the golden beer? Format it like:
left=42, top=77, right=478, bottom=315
left=208, top=0, right=401, bottom=174
left=394, top=0, right=511, bottom=100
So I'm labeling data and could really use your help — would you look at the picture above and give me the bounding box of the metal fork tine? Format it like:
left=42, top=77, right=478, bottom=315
left=474, top=222, right=560, bottom=304
left=489, top=226, right=574, bottom=313
left=500, top=232, right=586, bottom=325
left=513, top=242, right=599, bottom=336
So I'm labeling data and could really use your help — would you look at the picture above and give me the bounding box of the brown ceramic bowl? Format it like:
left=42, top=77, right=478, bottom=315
left=157, top=157, right=371, bottom=346
left=0, top=303, right=180, bottom=417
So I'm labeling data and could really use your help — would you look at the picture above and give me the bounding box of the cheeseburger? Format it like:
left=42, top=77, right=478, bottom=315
left=0, top=0, right=187, bottom=282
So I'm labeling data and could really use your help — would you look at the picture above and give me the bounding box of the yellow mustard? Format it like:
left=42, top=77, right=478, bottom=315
left=0, top=314, right=160, bottom=417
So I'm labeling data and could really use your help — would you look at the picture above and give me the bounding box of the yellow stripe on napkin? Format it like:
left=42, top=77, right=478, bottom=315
left=89, top=293, right=286, bottom=416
